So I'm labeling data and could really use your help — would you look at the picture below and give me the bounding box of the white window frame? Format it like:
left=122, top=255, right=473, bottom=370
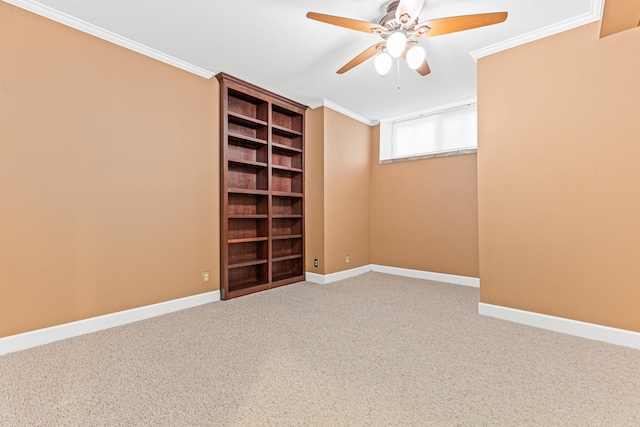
left=379, top=99, right=477, bottom=163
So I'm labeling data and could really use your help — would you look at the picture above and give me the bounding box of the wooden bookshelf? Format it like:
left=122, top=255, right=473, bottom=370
left=217, top=73, right=306, bottom=300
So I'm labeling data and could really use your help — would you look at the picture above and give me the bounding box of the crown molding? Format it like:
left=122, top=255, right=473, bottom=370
left=470, top=0, right=605, bottom=61
left=307, top=99, right=326, bottom=110
left=309, top=99, right=378, bottom=126
left=3, top=0, right=215, bottom=79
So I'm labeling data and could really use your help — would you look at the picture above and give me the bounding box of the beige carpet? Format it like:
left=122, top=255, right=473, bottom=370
left=1, top=272, right=639, bottom=426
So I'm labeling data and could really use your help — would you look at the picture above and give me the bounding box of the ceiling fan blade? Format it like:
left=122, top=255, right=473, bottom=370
left=413, top=12, right=508, bottom=37
left=415, top=59, right=431, bottom=76
left=337, top=42, right=385, bottom=74
left=306, top=12, right=389, bottom=34
left=395, top=0, right=426, bottom=26
left=402, top=43, right=431, bottom=76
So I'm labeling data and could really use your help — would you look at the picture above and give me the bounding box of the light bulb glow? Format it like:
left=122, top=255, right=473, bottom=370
left=406, top=45, right=426, bottom=69
left=386, top=32, right=407, bottom=58
left=374, top=52, right=392, bottom=76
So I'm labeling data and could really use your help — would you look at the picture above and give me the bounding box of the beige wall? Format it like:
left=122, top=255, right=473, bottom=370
left=0, top=3, right=219, bottom=338
left=323, top=108, right=372, bottom=274
left=304, top=107, right=325, bottom=274
left=305, top=108, right=372, bottom=275
left=478, top=22, right=640, bottom=332
left=307, top=108, right=479, bottom=278
left=370, top=128, right=479, bottom=277
left=600, top=0, right=640, bottom=38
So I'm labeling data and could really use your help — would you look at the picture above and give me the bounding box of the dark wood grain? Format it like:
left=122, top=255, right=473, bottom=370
left=272, top=132, right=302, bottom=149
left=228, top=163, right=268, bottom=191
left=272, top=196, right=302, bottom=216
left=272, top=218, right=302, bottom=237
left=228, top=88, right=268, bottom=121
left=228, top=218, right=268, bottom=241
left=272, top=149, right=303, bottom=170
left=228, top=241, right=268, bottom=265
left=272, top=258, right=304, bottom=283
left=216, top=73, right=306, bottom=300
left=272, top=238, right=303, bottom=259
left=227, top=264, right=269, bottom=294
left=272, top=170, right=302, bottom=193
left=272, top=106, right=303, bottom=133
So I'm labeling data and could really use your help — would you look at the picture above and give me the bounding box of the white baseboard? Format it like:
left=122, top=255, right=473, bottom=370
left=304, top=272, right=326, bottom=284
left=478, top=302, right=640, bottom=350
left=306, top=264, right=479, bottom=288
left=306, top=265, right=373, bottom=284
left=0, top=290, right=220, bottom=356
left=372, top=265, right=480, bottom=288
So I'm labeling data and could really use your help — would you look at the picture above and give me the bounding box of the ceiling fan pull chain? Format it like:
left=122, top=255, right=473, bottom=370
left=396, top=58, right=401, bottom=90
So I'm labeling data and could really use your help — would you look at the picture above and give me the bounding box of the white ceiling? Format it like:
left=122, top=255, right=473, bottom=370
left=13, top=0, right=598, bottom=121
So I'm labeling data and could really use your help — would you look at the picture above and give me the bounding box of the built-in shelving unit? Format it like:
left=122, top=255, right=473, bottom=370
left=217, top=73, right=306, bottom=300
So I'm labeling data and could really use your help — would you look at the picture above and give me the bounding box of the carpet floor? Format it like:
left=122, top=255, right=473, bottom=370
left=1, top=272, right=639, bottom=426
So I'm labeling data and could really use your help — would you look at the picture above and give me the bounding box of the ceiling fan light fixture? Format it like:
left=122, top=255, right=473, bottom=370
left=306, top=5, right=507, bottom=78
left=374, top=52, right=392, bottom=76
left=386, top=31, right=407, bottom=58
left=406, top=45, right=426, bottom=69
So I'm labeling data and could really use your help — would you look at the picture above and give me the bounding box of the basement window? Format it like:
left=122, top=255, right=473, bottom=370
left=379, top=102, right=477, bottom=163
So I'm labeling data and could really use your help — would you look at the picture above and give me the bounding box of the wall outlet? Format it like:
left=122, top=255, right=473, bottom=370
left=346, top=255, right=350, bottom=263
left=314, top=259, right=319, bottom=268
left=202, top=271, right=210, bottom=283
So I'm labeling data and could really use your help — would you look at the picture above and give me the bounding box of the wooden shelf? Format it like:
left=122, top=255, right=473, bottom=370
left=272, top=254, right=303, bottom=263
left=228, top=279, right=269, bottom=293
left=272, top=234, right=303, bottom=240
left=229, top=258, right=268, bottom=269
left=228, top=111, right=267, bottom=128
left=228, top=237, right=269, bottom=244
left=272, top=164, right=302, bottom=173
left=228, top=188, right=269, bottom=196
left=272, top=124, right=302, bottom=137
left=218, top=72, right=306, bottom=300
left=228, top=158, right=268, bottom=168
left=271, top=142, right=302, bottom=153
left=228, top=133, right=267, bottom=146
left=272, top=191, right=303, bottom=198
left=228, top=281, right=270, bottom=295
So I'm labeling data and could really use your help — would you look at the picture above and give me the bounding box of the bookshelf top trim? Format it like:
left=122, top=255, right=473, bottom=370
left=216, top=72, right=307, bottom=113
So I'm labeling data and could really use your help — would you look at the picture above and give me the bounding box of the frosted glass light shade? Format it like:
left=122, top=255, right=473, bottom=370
left=374, top=52, right=392, bottom=75
left=406, top=45, right=426, bottom=69
left=386, top=32, right=407, bottom=58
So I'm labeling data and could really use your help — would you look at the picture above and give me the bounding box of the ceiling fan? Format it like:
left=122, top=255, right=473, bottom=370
left=306, top=0, right=508, bottom=76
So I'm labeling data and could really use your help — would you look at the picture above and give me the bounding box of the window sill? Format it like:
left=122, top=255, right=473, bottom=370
left=380, top=148, right=477, bottom=164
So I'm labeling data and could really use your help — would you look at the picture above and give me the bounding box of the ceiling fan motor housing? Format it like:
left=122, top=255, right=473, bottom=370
left=380, top=0, right=419, bottom=35
left=380, top=1, right=401, bottom=28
